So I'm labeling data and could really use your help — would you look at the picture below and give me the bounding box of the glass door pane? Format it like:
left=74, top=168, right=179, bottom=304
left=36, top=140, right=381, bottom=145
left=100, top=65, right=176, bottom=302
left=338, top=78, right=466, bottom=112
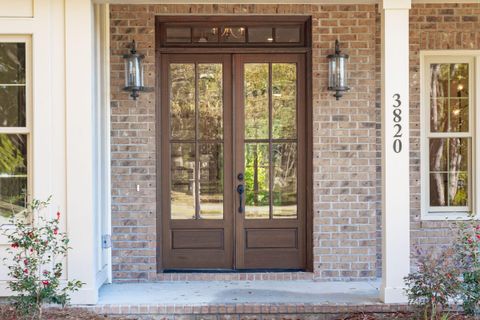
left=169, top=62, right=224, bottom=220
left=243, top=62, right=298, bottom=220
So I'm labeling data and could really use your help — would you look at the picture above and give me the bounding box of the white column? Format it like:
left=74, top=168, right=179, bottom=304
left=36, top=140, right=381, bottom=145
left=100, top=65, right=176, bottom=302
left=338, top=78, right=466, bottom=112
left=65, top=0, right=98, bottom=304
left=380, top=0, right=411, bottom=303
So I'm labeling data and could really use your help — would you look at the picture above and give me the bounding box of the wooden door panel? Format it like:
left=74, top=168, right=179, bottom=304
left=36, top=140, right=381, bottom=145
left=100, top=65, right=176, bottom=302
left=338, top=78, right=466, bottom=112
left=245, top=228, right=297, bottom=249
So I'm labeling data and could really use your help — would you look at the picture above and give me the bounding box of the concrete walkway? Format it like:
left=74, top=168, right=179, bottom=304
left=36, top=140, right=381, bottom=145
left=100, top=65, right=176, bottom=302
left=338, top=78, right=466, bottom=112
left=98, top=280, right=382, bottom=305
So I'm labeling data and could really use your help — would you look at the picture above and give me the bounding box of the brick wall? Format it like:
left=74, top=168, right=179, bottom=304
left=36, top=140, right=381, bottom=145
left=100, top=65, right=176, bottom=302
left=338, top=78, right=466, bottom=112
left=409, top=3, right=480, bottom=257
left=110, top=4, right=378, bottom=281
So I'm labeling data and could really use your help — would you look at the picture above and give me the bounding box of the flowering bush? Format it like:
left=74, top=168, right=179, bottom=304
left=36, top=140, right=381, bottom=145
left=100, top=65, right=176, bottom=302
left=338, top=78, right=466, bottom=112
left=405, top=221, right=480, bottom=319
left=404, top=246, right=461, bottom=319
left=2, top=197, right=83, bottom=319
left=454, top=222, right=480, bottom=316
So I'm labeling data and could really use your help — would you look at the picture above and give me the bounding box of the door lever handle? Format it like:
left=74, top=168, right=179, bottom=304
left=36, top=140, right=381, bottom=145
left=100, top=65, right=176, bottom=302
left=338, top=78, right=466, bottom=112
left=237, top=184, right=245, bottom=213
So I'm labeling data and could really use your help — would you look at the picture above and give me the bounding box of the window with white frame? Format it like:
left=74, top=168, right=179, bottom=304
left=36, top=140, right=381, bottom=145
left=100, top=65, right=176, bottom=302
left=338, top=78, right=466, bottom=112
left=0, top=36, right=31, bottom=226
left=422, top=54, right=477, bottom=219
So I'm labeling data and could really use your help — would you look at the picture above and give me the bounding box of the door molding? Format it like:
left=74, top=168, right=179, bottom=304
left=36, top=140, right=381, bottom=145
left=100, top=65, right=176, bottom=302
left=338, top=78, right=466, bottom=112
left=155, top=15, right=313, bottom=272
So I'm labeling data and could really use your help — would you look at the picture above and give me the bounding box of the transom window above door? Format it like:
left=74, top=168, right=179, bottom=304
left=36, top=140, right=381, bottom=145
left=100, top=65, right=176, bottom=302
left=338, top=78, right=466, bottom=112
left=157, top=16, right=311, bottom=47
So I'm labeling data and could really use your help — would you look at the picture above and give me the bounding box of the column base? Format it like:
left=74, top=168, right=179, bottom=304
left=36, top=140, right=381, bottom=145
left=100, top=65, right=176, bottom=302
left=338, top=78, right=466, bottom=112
left=380, top=285, right=408, bottom=304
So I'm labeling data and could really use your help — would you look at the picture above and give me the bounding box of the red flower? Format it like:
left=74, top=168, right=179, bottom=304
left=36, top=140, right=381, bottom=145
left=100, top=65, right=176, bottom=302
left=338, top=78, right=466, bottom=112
left=23, top=259, right=28, bottom=265
left=476, top=234, right=480, bottom=240
left=11, top=243, right=19, bottom=249
left=476, top=225, right=480, bottom=230
left=42, top=270, right=50, bottom=276
left=56, top=211, right=61, bottom=220
left=30, top=248, right=34, bottom=253
left=53, top=228, right=58, bottom=235
left=23, top=269, right=28, bottom=274
left=468, top=238, right=474, bottom=244
left=42, top=280, right=49, bottom=286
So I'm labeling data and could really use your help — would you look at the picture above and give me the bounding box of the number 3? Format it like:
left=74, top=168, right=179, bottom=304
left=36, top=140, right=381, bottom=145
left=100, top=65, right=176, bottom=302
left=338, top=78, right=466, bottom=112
left=393, top=94, right=401, bottom=108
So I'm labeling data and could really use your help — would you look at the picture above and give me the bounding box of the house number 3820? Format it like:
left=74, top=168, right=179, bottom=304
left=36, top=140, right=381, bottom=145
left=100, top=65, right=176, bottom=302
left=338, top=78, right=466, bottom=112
left=392, top=93, right=402, bottom=153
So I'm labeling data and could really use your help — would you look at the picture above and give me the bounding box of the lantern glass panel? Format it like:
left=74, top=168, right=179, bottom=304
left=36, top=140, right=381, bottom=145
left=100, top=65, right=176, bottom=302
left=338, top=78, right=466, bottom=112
left=328, top=58, right=336, bottom=89
left=125, top=55, right=144, bottom=89
left=337, top=56, right=347, bottom=89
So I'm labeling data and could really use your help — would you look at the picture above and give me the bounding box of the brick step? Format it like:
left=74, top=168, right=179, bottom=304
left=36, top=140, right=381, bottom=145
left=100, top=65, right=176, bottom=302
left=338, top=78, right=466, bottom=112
left=85, top=303, right=410, bottom=320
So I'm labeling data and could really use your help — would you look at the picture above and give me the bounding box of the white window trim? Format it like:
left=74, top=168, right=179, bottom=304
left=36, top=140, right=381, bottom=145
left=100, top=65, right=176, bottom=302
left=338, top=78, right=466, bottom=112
left=0, top=35, right=32, bottom=229
left=420, top=50, right=480, bottom=221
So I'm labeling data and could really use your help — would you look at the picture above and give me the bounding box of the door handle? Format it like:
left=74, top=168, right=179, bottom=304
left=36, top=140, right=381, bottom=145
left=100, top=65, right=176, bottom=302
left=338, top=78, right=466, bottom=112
left=237, top=184, right=245, bottom=213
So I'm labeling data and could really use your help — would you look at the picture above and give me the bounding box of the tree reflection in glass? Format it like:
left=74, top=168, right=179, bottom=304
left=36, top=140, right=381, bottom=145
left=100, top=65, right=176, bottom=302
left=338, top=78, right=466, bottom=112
left=429, top=63, right=469, bottom=208
left=0, top=134, right=27, bottom=224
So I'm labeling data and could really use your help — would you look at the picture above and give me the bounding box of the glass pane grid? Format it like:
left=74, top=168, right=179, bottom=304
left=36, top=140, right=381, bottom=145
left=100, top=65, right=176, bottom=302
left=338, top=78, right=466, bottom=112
left=169, top=62, right=224, bottom=220
left=429, top=137, right=470, bottom=208
left=429, top=63, right=469, bottom=133
left=244, top=62, right=298, bottom=220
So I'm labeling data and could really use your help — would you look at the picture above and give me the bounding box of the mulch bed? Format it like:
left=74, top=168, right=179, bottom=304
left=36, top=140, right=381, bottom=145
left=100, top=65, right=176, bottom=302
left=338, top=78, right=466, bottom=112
left=0, top=305, right=107, bottom=320
left=0, top=305, right=476, bottom=320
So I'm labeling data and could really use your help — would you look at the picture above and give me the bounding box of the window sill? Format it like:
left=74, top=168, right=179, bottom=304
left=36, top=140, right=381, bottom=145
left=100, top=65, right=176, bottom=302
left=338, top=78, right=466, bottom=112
left=421, top=212, right=479, bottom=221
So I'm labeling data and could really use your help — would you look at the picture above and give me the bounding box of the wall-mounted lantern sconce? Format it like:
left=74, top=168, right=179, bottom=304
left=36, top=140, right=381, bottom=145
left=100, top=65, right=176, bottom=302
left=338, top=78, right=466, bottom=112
left=327, top=40, right=350, bottom=100
left=123, top=40, right=151, bottom=100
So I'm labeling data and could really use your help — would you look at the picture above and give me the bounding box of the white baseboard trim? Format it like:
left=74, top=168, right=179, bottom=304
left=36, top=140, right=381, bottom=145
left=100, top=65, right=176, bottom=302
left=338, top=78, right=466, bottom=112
left=380, top=285, right=408, bottom=304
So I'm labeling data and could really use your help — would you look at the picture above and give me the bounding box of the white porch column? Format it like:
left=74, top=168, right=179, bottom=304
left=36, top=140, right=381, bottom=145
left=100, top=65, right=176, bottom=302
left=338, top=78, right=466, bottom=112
left=65, top=0, right=98, bottom=304
left=380, top=0, right=411, bottom=303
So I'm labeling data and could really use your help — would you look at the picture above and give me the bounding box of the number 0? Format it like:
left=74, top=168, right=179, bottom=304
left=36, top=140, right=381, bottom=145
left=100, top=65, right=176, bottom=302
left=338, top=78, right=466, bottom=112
left=393, top=139, right=402, bottom=153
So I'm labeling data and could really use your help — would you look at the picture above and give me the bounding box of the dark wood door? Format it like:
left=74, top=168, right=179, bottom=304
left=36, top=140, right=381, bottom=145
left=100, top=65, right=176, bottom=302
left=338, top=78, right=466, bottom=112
left=160, top=54, right=234, bottom=269
left=234, top=54, right=306, bottom=269
left=160, top=53, right=306, bottom=270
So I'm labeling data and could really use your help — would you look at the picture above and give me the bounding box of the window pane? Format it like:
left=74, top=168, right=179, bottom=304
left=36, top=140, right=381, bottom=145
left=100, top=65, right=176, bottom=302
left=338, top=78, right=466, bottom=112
left=430, top=173, right=447, bottom=206
left=0, top=43, right=25, bottom=84
left=198, top=64, right=223, bottom=139
left=429, top=138, right=447, bottom=172
left=272, top=63, right=296, bottom=139
left=166, top=28, right=191, bottom=43
left=449, top=138, right=468, bottom=173
left=245, top=143, right=269, bottom=219
left=275, top=27, right=300, bottom=43
left=0, top=134, right=27, bottom=225
left=193, top=27, right=219, bottom=43
left=199, top=143, right=223, bottom=219
left=220, top=27, right=245, bottom=43
left=450, top=64, right=468, bottom=98
left=272, top=143, right=297, bottom=219
left=430, top=98, right=448, bottom=132
left=170, top=64, right=195, bottom=139
left=244, top=63, right=269, bottom=139
left=0, top=86, right=26, bottom=127
left=171, top=143, right=196, bottom=220
left=430, top=64, right=449, bottom=98
left=449, top=171, right=468, bottom=206
left=248, top=27, right=273, bottom=43
left=450, top=99, right=468, bottom=132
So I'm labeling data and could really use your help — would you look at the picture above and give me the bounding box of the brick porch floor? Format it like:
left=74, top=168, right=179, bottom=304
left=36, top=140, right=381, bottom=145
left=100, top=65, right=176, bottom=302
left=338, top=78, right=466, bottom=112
left=83, top=280, right=410, bottom=319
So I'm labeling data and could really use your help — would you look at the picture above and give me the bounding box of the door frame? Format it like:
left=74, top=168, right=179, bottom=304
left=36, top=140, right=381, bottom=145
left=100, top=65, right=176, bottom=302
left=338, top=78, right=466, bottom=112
left=155, top=15, right=313, bottom=272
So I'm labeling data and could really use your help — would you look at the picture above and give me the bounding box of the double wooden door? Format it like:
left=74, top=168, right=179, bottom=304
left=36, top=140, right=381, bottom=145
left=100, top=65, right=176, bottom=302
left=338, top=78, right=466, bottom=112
left=160, top=53, right=306, bottom=270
